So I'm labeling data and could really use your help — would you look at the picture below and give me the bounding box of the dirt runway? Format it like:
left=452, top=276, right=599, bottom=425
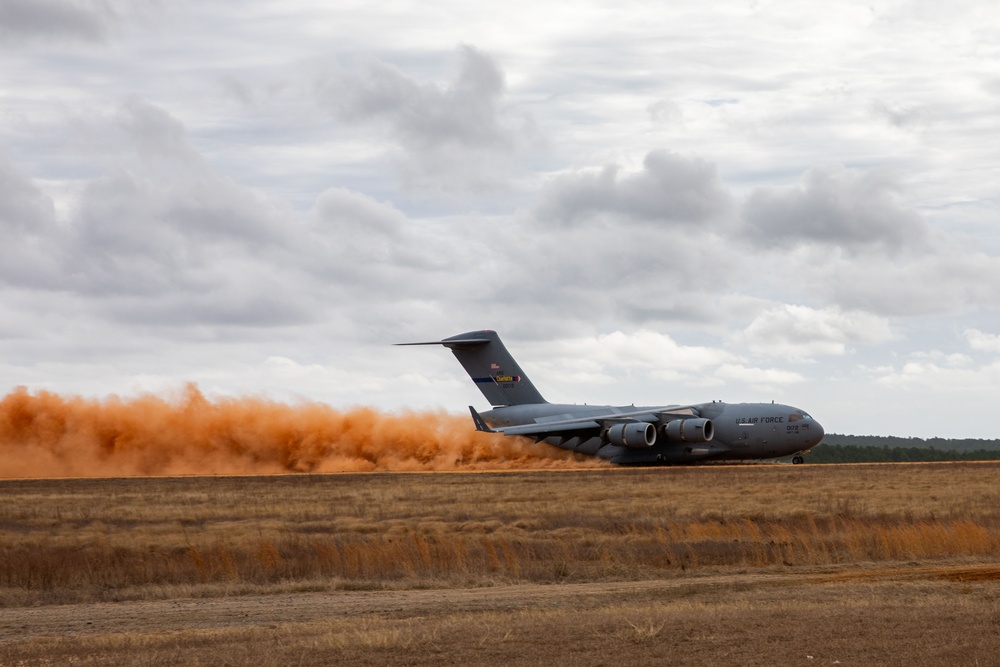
left=5, top=562, right=999, bottom=642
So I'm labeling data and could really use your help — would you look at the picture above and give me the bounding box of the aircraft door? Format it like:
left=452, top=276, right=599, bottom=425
left=732, top=418, right=755, bottom=450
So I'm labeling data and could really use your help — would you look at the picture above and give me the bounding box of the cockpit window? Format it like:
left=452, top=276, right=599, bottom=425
left=789, top=412, right=811, bottom=422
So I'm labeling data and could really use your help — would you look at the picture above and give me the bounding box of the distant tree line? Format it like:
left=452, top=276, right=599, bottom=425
left=808, top=444, right=1000, bottom=463
left=821, top=433, right=1000, bottom=452
left=808, top=434, right=1000, bottom=463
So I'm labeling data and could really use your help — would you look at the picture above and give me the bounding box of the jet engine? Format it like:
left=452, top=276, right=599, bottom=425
left=663, top=418, right=714, bottom=443
left=607, top=422, right=657, bottom=449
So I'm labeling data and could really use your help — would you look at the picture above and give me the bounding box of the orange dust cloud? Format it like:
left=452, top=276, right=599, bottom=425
left=0, top=384, right=604, bottom=478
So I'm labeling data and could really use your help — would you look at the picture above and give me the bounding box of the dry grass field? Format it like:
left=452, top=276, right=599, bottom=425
left=2, top=463, right=1000, bottom=665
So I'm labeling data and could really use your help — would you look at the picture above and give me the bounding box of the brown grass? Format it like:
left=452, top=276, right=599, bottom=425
left=2, top=463, right=1000, bottom=606
left=3, top=464, right=1000, bottom=665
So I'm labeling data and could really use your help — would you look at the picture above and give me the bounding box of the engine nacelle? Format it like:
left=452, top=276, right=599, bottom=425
left=607, top=422, right=657, bottom=449
left=663, top=418, right=714, bottom=443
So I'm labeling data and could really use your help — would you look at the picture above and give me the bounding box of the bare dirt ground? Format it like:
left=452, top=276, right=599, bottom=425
left=1, top=562, right=997, bottom=640
left=3, top=571, right=816, bottom=639
left=3, top=561, right=1000, bottom=666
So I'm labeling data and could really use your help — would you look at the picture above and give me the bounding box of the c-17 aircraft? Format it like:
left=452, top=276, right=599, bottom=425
left=399, top=330, right=824, bottom=465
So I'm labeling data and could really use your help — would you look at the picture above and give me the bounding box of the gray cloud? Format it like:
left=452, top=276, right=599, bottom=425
left=306, top=186, right=463, bottom=298
left=820, top=251, right=1000, bottom=316
left=0, top=100, right=315, bottom=331
left=0, top=155, right=55, bottom=233
left=736, top=305, right=895, bottom=359
left=316, top=45, right=536, bottom=192
left=743, top=165, right=931, bottom=253
left=324, top=45, right=508, bottom=148
left=0, top=0, right=112, bottom=44
left=104, top=99, right=289, bottom=247
left=535, top=150, right=734, bottom=227
left=116, top=97, right=198, bottom=165
left=476, top=210, right=745, bottom=340
left=98, top=280, right=316, bottom=328
left=1, top=94, right=500, bottom=338
left=0, top=155, right=64, bottom=289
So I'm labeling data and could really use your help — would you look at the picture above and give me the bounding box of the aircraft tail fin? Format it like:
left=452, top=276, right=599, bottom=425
left=397, top=330, right=548, bottom=407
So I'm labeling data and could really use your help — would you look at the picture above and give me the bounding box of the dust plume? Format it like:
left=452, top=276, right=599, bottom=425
left=0, top=385, right=603, bottom=478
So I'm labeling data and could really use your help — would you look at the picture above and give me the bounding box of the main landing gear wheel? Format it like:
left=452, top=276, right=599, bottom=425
left=792, top=456, right=804, bottom=465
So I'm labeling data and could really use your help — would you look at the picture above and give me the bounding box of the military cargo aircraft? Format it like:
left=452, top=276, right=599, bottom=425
left=399, top=330, right=824, bottom=465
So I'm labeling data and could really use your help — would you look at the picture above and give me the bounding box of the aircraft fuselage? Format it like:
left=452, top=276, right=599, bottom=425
left=481, top=400, right=823, bottom=465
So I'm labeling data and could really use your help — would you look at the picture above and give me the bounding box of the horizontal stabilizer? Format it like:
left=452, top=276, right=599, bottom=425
left=469, top=406, right=495, bottom=433
left=396, top=338, right=492, bottom=347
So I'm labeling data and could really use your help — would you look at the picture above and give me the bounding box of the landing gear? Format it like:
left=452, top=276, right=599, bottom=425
left=791, top=456, right=804, bottom=465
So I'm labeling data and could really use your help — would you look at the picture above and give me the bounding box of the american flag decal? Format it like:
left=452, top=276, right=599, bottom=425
left=491, top=363, right=499, bottom=369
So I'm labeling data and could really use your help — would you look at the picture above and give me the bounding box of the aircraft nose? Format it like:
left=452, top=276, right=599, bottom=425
left=810, top=419, right=825, bottom=446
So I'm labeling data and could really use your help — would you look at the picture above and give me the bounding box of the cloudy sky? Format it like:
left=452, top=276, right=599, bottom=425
left=3, top=0, right=1000, bottom=438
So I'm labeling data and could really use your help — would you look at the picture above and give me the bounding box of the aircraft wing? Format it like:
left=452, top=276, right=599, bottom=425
left=470, top=405, right=699, bottom=437
left=497, top=419, right=604, bottom=436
